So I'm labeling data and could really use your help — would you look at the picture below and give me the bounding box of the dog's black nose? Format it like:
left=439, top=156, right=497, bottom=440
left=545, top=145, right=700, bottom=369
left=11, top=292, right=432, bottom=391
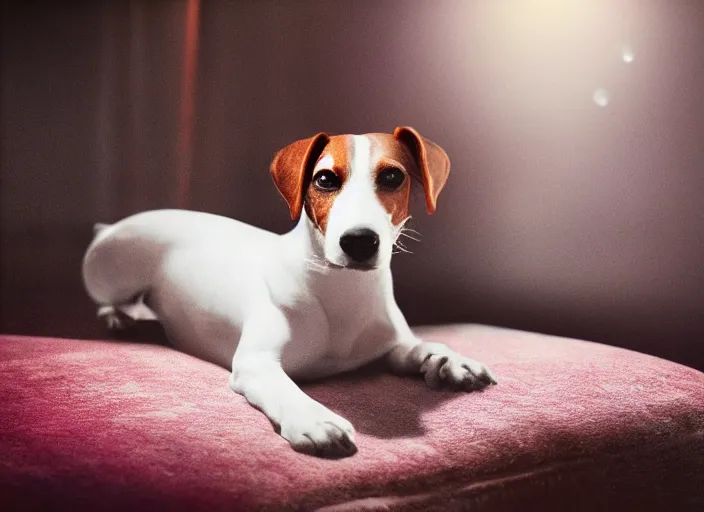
left=339, top=228, right=380, bottom=263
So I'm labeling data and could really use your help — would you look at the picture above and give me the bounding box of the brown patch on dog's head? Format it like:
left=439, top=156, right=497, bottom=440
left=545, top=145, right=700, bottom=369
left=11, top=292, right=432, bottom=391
left=303, top=136, right=352, bottom=233
left=270, top=132, right=330, bottom=220
left=363, top=127, right=451, bottom=224
left=270, top=128, right=450, bottom=230
left=365, top=134, right=415, bottom=226
left=392, top=126, right=451, bottom=214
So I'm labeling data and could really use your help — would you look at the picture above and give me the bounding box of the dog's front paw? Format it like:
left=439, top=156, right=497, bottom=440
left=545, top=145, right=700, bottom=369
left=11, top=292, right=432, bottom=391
left=280, top=404, right=357, bottom=458
left=421, top=353, right=497, bottom=391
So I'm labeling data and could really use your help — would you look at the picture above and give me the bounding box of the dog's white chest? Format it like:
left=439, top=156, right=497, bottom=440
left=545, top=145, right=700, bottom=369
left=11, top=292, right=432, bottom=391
left=281, top=315, right=394, bottom=380
left=278, top=273, right=395, bottom=379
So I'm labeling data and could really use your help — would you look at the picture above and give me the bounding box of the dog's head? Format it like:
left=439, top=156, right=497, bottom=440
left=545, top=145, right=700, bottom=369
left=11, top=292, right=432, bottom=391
left=270, top=126, right=450, bottom=271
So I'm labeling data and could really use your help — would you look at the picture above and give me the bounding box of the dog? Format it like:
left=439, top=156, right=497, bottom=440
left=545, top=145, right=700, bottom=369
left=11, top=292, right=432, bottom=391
left=82, top=126, right=496, bottom=458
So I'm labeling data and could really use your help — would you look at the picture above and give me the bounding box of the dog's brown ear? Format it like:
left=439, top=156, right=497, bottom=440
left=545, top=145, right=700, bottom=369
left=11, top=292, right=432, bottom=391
left=270, top=133, right=330, bottom=220
left=393, top=126, right=450, bottom=214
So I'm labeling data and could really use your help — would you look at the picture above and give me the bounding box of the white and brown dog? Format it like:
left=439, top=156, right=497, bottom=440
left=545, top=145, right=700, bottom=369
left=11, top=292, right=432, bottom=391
left=82, top=126, right=496, bottom=458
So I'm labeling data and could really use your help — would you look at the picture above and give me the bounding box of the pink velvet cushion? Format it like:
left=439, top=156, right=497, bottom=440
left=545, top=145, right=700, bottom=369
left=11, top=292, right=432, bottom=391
left=1, top=325, right=703, bottom=511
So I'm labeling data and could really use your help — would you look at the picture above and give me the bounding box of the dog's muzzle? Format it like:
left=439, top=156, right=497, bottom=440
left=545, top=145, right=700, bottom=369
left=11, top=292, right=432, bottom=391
left=339, top=228, right=379, bottom=264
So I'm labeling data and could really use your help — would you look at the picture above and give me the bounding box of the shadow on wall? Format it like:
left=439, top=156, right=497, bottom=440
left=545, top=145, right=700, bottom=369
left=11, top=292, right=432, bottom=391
left=1, top=0, right=703, bottom=370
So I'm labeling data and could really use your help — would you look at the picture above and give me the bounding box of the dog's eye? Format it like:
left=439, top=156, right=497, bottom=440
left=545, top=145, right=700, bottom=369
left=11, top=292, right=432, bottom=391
left=313, top=170, right=342, bottom=192
left=377, top=168, right=405, bottom=190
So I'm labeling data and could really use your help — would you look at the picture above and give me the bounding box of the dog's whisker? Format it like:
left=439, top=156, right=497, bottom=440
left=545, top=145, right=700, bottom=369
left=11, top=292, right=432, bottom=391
left=394, top=216, right=412, bottom=232
left=393, top=241, right=413, bottom=254
left=399, top=226, right=421, bottom=238
left=395, top=239, right=414, bottom=251
left=392, top=217, right=422, bottom=247
left=398, top=231, right=421, bottom=242
left=390, top=216, right=409, bottom=236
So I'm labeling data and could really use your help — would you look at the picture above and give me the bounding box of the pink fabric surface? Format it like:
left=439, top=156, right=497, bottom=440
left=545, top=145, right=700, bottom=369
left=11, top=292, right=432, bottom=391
left=1, top=325, right=703, bottom=511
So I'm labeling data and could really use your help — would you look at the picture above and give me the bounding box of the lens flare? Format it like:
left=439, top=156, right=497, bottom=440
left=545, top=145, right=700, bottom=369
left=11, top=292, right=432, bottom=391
left=593, top=88, right=610, bottom=107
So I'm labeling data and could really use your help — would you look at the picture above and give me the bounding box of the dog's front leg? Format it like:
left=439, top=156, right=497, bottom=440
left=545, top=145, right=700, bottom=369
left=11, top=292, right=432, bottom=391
left=384, top=340, right=497, bottom=391
left=383, top=307, right=497, bottom=390
left=228, top=313, right=356, bottom=458
left=230, top=357, right=356, bottom=457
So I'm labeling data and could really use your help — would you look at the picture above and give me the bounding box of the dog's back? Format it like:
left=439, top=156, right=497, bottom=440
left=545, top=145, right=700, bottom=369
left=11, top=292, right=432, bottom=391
left=82, top=209, right=273, bottom=307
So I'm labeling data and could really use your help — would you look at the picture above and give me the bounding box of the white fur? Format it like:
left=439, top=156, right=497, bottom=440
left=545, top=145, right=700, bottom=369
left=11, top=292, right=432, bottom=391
left=313, top=154, right=335, bottom=173
left=82, top=135, right=496, bottom=457
left=323, top=136, right=393, bottom=269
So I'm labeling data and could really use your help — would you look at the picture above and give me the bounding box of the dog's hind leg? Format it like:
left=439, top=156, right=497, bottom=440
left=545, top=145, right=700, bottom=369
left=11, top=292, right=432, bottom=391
left=82, top=220, right=162, bottom=329
left=97, top=305, right=135, bottom=330
left=97, top=293, right=157, bottom=330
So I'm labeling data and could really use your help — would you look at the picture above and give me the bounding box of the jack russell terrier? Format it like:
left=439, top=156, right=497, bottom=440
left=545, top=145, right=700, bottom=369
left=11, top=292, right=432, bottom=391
left=82, top=126, right=497, bottom=458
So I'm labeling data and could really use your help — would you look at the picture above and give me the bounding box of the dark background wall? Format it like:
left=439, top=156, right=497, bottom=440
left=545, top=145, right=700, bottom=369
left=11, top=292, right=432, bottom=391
left=2, top=0, right=703, bottom=370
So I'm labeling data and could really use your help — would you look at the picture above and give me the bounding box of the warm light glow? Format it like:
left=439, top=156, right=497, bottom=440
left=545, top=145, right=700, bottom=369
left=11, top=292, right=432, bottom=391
left=593, top=88, right=610, bottom=107
left=621, top=45, right=635, bottom=63
left=487, top=0, right=592, bottom=38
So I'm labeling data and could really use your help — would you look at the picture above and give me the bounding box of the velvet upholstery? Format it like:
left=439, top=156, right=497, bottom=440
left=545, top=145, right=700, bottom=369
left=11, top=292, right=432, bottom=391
left=1, top=325, right=703, bottom=511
